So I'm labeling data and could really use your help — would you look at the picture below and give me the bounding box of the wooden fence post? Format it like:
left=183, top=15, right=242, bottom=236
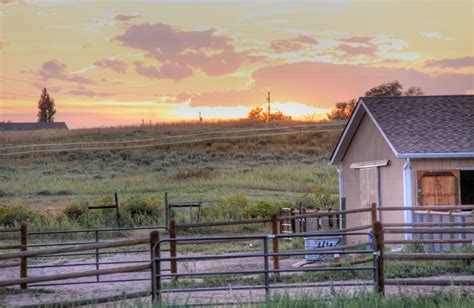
left=316, top=208, right=321, bottom=230
left=373, top=221, right=385, bottom=296
left=169, top=219, right=177, bottom=279
left=20, top=223, right=27, bottom=289
left=114, top=192, right=121, bottom=228
left=371, top=203, right=377, bottom=228
left=149, top=231, right=160, bottom=301
left=271, top=214, right=280, bottom=276
left=328, top=208, right=334, bottom=229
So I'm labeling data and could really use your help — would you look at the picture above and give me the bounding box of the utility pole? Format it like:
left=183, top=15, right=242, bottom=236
left=266, top=91, right=271, bottom=124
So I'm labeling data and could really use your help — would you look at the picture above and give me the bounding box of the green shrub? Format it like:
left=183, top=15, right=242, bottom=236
left=0, top=205, right=39, bottom=227
left=204, top=194, right=250, bottom=221
left=121, top=196, right=164, bottom=226
left=244, top=200, right=281, bottom=219
left=63, top=202, right=88, bottom=222
left=296, top=187, right=338, bottom=209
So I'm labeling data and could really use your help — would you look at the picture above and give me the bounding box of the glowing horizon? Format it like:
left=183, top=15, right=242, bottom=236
left=1, top=0, right=473, bottom=128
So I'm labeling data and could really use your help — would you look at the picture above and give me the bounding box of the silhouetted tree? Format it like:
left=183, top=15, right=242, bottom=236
left=247, top=106, right=291, bottom=122
left=365, top=80, right=403, bottom=97
left=248, top=106, right=265, bottom=121
left=37, top=88, right=56, bottom=122
left=327, top=99, right=357, bottom=121
left=404, top=86, right=424, bottom=96
left=365, top=80, right=424, bottom=97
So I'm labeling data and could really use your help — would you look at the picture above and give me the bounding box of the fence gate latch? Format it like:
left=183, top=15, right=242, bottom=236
left=372, top=251, right=380, bottom=257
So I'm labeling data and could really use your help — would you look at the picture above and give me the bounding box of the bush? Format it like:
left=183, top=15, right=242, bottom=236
left=203, top=195, right=250, bottom=221
left=121, top=196, right=164, bottom=226
left=0, top=205, right=39, bottom=227
left=174, top=167, right=213, bottom=180
left=63, top=202, right=88, bottom=222
left=244, top=200, right=281, bottom=219
left=296, top=187, right=338, bottom=209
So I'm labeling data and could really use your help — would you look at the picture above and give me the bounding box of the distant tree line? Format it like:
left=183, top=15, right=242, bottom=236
left=247, top=106, right=292, bottom=122
left=327, top=80, right=424, bottom=121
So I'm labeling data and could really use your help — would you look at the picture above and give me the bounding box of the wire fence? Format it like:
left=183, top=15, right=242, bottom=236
left=0, top=126, right=343, bottom=156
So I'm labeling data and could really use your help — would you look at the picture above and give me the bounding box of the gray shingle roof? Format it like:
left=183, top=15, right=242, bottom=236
left=0, top=122, right=68, bottom=131
left=361, top=95, right=474, bottom=155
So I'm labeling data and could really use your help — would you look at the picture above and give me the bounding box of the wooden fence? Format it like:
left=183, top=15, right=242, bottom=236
left=0, top=204, right=473, bottom=302
left=0, top=234, right=158, bottom=289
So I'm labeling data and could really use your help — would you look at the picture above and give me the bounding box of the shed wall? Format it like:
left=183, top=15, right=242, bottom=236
left=342, top=113, right=404, bottom=242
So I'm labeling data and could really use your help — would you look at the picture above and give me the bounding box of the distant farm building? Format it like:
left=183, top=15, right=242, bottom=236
left=0, top=122, right=68, bottom=132
left=329, top=95, right=474, bottom=243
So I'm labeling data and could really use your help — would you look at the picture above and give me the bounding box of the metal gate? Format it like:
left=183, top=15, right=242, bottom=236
left=151, top=231, right=380, bottom=304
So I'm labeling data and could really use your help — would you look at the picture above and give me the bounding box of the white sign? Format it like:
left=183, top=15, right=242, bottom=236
left=304, top=237, right=342, bottom=261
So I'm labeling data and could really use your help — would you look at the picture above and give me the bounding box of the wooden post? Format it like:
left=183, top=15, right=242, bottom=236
left=114, top=192, right=121, bottom=228
left=373, top=221, right=385, bottom=296
left=20, top=223, right=27, bottom=289
left=371, top=203, right=377, bottom=228
left=328, top=208, right=333, bottom=229
left=149, top=231, right=160, bottom=301
left=271, top=214, right=280, bottom=276
left=278, top=208, right=284, bottom=232
left=169, top=219, right=177, bottom=279
left=302, top=208, right=307, bottom=232
left=316, top=208, right=321, bottom=230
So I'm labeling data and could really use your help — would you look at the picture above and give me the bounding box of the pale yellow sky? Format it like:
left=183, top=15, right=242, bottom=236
left=1, top=0, right=473, bottom=127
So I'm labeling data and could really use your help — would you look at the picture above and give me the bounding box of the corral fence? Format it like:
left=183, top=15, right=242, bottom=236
left=0, top=236, right=152, bottom=287
left=0, top=204, right=473, bottom=304
left=151, top=229, right=381, bottom=302
left=0, top=224, right=168, bottom=289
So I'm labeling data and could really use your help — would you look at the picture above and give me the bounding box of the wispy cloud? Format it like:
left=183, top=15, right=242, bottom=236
left=425, top=56, right=474, bottom=68
left=93, top=59, right=128, bottom=74
left=114, top=14, right=141, bottom=22
left=37, top=59, right=94, bottom=84
left=419, top=32, right=455, bottom=41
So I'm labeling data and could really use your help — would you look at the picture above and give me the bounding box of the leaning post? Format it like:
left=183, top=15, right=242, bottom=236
left=271, top=214, right=280, bottom=276
left=373, top=221, right=385, bottom=296
left=20, top=223, right=28, bottom=289
left=169, top=219, right=178, bottom=279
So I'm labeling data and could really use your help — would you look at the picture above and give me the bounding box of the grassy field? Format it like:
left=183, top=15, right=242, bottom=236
left=0, top=120, right=342, bottom=229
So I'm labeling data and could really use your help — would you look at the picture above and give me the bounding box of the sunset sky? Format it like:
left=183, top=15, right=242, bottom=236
left=1, top=0, right=473, bottom=128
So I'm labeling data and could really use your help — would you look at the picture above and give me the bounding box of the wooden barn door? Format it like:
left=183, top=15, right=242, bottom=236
left=359, top=167, right=379, bottom=225
left=417, top=171, right=460, bottom=206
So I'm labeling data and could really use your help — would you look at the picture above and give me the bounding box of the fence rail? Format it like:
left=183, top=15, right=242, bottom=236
left=150, top=229, right=381, bottom=302
left=0, top=203, right=473, bottom=305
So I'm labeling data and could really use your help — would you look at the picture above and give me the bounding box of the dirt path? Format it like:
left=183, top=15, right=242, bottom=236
left=1, top=252, right=473, bottom=306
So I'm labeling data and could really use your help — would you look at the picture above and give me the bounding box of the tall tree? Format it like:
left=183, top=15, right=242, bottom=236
left=37, top=88, right=56, bottom=122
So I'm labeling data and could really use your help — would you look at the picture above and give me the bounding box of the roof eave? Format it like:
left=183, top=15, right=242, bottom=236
left=328, top=99, right=366, bottom=165
left=398, top=152, right=474, bottom=159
